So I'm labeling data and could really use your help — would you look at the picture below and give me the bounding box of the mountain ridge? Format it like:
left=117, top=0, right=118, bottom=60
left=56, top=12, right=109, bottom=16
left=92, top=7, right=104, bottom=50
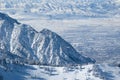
left=0, top=12, right=95, bottom=66
left=0, top=0, right=120, bottom=19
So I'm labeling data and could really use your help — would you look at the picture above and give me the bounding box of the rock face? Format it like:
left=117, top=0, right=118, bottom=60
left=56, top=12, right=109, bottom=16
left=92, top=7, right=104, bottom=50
left=0, top=12, right=95, bottom=66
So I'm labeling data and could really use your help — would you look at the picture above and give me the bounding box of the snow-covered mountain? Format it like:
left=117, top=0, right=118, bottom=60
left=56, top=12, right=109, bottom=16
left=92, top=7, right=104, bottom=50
left=0, top=12, right=95, bottom=66
left=0, top=0, right=120, bottom=19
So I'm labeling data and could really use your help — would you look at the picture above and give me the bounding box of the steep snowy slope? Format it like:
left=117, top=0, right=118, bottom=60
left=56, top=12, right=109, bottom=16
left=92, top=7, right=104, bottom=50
left=0, top=12, right=20, bottom=51
left=0, top=12, right=95, bottom=66
left=0, top=12, right=37, bottom=61
left=32, top=29, right=95, bottom=65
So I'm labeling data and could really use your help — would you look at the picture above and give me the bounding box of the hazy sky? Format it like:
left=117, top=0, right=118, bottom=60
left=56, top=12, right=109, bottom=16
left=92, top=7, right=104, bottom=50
left=116, top=0, right=120, bottom=3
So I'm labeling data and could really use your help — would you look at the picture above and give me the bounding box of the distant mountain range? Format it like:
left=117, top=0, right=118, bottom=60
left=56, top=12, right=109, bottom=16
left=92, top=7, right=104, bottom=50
left=0, top=12, right=95, bottom=66
left=0, top=0, right=120, bottom=19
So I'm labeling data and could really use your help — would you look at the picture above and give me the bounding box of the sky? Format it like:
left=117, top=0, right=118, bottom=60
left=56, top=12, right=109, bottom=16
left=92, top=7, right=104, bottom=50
left=116, top=0, right=120, bottom=3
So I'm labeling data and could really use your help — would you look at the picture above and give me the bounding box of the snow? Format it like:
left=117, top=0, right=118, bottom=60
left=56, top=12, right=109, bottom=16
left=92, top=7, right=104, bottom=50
left=0, top=0, right=120, bottom=18
left=97, top=64, right=120, bottom=80
left=11, top=15, right=120, bottom=64
left=0, top=12, right=95, bottom=66
left=1, top=63, right=119, bottom=80
left=0, top=64, right=102, bottom=80
left=0, top=0, right=120, bottom=80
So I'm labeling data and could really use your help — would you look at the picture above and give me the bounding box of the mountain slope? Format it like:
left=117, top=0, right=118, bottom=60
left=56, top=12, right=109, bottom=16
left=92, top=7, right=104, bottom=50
left=32, top=29, right=95, bottom=65
left=0, top=13, right=37, bottom=60
left=0, top=12, right=95, bottom=66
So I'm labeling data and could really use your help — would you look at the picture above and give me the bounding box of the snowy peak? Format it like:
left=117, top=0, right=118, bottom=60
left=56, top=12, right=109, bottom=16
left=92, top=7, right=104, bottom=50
left=0, top=12, right=95, bottom=66
left=0, top=12, right=19, bottom=24
left=40, top=28, right=55, bottom=37
left=40, top=28, right=61, bottom=40
left=34, top=28, right=95, bottom=65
